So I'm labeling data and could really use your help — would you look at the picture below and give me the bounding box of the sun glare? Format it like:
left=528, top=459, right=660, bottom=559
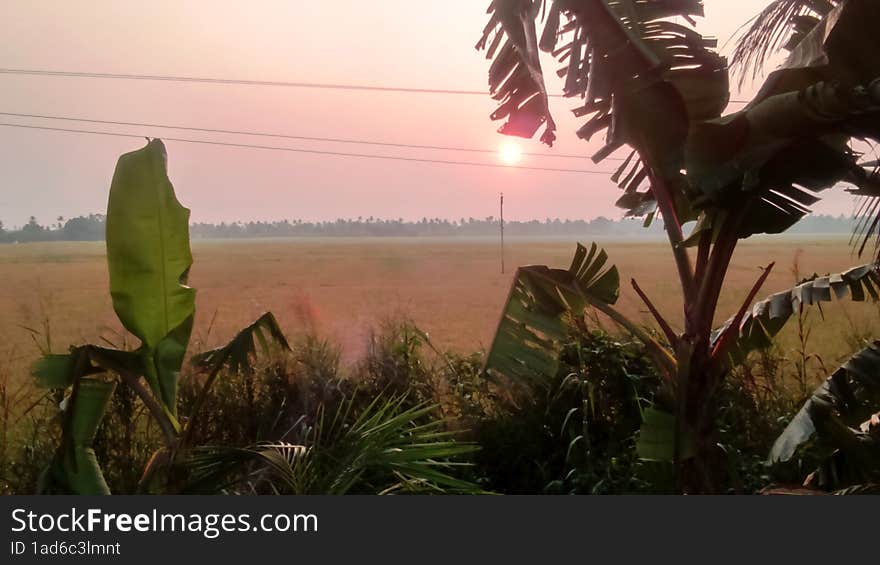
left=498, top=141, right=522, bottom=165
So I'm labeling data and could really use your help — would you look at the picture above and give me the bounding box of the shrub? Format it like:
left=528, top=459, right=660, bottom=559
left=471, top=329, right=663, bottom=494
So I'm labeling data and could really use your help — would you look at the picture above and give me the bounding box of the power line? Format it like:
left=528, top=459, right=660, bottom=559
left=0, top=122, right=617, bottom=175
left=0, top=68, right=506, bottom=96
left=0, top=111, right=619, bottom=161
left=0, top=68, right=751, bottom=103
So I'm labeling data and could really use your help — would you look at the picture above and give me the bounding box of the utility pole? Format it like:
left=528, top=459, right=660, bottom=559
left=500, top=192, right=505, bottom=274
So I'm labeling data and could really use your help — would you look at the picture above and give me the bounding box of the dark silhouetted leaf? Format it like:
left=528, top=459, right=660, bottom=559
left=769, top=340, right=880, bottom=489
left=191, top=311, right=290, bottom=375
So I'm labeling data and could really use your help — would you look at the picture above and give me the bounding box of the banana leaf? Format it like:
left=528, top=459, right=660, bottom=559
left=712, top=263, right=880, bottom=364
left=33, top=346, right=143, bottom=494
left=484, top=242, right=619, bottom=383
left=43, top=378, right=117, bottom=495
left=477, top=0, right=557, bottom=145
left=687, top=0, right=880, bottom=238
left=191, top=311, right=290, bottom=375
left=769, top=340, right=880, bottom=489
left=636, top=407, right=694, bottom=462
left=478, top=1, right=726, bottom=220
left=106, top=139, right=195, bottom=414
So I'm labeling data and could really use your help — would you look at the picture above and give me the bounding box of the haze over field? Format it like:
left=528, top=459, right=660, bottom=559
left=1, top=0, right=857, bottom=229
left=2, top=237, right=875, bottom=377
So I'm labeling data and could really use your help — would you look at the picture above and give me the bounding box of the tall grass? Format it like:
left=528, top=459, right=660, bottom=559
left=0, top=314, right=862, bottom=494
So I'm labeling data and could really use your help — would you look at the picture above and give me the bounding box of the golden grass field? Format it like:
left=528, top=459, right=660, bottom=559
left=1, top=235, right=877, bottom=384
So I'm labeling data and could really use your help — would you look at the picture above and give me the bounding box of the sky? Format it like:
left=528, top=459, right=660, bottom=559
left=0, top=0, right=858, bottom=228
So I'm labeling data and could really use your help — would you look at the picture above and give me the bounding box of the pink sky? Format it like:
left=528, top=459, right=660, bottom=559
left=0, top=1, right=857, bottom=228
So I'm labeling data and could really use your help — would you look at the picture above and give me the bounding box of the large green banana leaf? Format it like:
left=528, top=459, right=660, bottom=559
left=635, top=406, right=694, bottom=462
left=106, top=139, right=195, bottom=413
left=484, top=242, right=619, bottom=383
left=712, top=263, right=880, bottom=364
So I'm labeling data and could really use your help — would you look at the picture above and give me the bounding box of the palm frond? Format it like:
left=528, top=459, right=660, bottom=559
left=181, top=394, right=481, bottom=494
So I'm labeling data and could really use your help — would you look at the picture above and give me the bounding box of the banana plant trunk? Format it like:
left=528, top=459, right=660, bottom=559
left=676, top=341, right=723, bottom=494
left=652, top=173, right=747, bottom=494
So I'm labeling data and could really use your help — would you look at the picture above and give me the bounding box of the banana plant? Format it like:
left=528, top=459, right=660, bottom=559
left=477, top=0, right=880, bottom=492
left=769, top=340, right=880, bottom=490
left=31, top=140, right=288, bottom=494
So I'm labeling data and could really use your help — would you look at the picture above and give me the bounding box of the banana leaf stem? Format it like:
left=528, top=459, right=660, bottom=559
left=591, top=301, right=677, bottom=378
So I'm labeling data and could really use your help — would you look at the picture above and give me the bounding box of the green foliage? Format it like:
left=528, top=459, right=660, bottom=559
left=0, top=387, right=59, bottom=495
left=712, top=365, right=800, bottom=493
left=356, top=320, right=436, bottom=405
left=178, top=351, right=347, bottom=450
left=8, top=308, right=853, bottom=495
left=636, top=408, right=689, bottom=463
left=480, top=0, right=726, bottom=221
left=92, top=384, right=163, bottom=494
left=28, top=140, right=195, bottom=493
left=24, top=140, right=480, bottom=496
left=176, top=324, right=482, bottom=494
left=184, top=312, right=291, bottom=446
left=0, top=214, right=861, bottom=242
left=192, top=312, right=290, bottom=376
left=0, top=214, right=105, bottom=243
left=473, top=329, right=664, bottom=494
left=184, top=394, right=479, bottom=495
left=39, top=378, right=116, bottom=494
left=28, top=141, right=287, bottom=494
left=31, top=347, right=155, bottom=494
left=477, top=0, right=880, bottom=493
left=484, top=242, right=621, bottom=384
left=107, top=139, right=195, bottom=413
left=479, top=1, right=880, bottom=235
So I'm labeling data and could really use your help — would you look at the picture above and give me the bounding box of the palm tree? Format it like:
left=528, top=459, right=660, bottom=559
left=477, top=0, right=880, bottom=492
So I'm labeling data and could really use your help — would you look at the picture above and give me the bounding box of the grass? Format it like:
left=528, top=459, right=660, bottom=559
left=1, top=235, right=875, bottom=379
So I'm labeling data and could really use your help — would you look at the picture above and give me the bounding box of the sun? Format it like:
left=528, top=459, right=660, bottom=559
left=498, top=141, right=523, bottom=165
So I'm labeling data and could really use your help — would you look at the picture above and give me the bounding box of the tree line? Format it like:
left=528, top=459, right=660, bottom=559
left=0, top=213, right=858, bottom=243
